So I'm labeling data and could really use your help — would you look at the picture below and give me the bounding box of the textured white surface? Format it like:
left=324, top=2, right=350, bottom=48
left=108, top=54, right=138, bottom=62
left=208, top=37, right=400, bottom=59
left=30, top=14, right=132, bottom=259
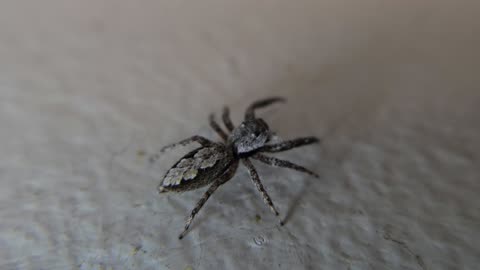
left=1, top=1, right=479, bottom=269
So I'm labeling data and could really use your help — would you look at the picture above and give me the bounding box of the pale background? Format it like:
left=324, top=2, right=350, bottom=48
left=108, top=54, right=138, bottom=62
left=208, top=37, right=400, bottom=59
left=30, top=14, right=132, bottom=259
left=0, top=1, right=479, bottom=269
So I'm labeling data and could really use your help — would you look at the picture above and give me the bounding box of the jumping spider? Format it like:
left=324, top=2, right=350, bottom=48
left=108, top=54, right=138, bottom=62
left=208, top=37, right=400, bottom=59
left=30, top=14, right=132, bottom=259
left=152, top=97, right=320, bottom=239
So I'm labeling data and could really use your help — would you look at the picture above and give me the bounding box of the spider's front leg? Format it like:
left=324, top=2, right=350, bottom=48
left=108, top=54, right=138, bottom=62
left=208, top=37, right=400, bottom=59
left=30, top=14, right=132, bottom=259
left=149, top=135, right=213, bottom=163
left=242, top=158, right=284, bottom=225
left=245, top=97, right=286, bottom=120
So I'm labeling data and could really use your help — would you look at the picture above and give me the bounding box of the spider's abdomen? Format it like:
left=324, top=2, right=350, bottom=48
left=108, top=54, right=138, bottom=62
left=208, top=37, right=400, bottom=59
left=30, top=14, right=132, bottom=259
left=159, top=145, right=233, bottom=192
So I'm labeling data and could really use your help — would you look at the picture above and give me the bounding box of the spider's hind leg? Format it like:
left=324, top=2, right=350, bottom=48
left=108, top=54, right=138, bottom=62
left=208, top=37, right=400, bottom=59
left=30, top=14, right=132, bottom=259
left=178, top=160, right=239, bottom=239
left=149, top=135, right=213, bottom=163
left=222, top=106, right=235, bottom=131
left=178, top=181, right=221, bottom=239
left=209, top=114, right=228, bottom=141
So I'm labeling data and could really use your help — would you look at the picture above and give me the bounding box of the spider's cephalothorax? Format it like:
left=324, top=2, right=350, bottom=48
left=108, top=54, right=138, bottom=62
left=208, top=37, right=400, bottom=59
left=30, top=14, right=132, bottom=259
left=229, top=118, right=271, bottom=155
left=152, top=97, right=320, bottom=239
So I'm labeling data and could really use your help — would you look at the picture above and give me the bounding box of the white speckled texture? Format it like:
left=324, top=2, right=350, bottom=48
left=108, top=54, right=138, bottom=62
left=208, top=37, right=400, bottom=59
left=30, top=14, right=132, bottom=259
left=1, top=1, right=479, bottom=269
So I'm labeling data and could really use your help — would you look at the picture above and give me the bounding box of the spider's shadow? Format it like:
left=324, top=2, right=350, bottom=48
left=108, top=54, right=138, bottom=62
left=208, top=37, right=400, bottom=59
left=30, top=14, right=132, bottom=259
left=281, top=175, right=313, bottom=225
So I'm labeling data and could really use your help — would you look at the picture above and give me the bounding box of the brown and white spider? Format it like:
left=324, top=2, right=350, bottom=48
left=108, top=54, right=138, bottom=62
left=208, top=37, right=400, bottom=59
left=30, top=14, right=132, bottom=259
left=152, top=97, right=320, bottom=239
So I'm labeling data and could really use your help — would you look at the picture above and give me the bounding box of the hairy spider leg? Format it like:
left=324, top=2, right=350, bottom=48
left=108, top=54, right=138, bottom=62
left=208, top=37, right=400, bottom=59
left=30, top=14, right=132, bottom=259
left=252, top=153, right=319, bottom=178
left=209, top=113, right=228, bottom=141
left=178, top=182, right=220, bottom=239
left=149, top=136, right=213, bottom=163
left=260, top=137, right=320, bottom=153
left=245, top=97, right=286, bottom=120
left=242, top=158, right=284, bottom=226
left=222, top=106, right=235, bottom=131
left=179, top=160, right=239, bottom=239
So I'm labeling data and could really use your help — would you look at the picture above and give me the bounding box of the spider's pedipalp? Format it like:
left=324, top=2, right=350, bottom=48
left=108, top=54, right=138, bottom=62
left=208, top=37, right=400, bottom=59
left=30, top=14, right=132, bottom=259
left=252, top=153, right=319, bottom=178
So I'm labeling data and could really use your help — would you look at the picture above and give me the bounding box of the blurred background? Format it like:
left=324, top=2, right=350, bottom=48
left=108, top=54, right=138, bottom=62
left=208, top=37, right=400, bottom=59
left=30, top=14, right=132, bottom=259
left=0, top=0, right=479, bottom=269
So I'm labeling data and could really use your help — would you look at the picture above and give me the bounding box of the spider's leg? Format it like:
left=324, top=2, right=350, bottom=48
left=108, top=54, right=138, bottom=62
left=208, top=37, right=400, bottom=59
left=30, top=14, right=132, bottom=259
left=245, top=97, right=286, bottom=120
left=222, top=106, right=235, bottom=131
left=179, top=161, right=239, bottom=239
left=149, top=136, right=213, bottom=163
left=178, top=181, right=220, bottom=239
left=252, top=153, right=319, bottom=178
left=242, top=158, right=284, bottom=225
left=260, top=136, right=319, bottom=153
left=209, top=113, right=228, bottom=141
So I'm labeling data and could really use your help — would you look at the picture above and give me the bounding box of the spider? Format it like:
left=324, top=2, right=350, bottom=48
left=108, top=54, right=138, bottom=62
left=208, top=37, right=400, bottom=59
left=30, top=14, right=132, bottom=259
left=152, top=97, right=320, bottom=239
